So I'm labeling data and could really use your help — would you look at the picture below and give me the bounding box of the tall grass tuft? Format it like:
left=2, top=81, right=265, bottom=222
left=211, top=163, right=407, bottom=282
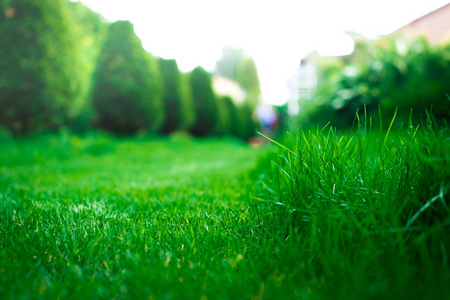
left=257, top=110, right=450, bottom=298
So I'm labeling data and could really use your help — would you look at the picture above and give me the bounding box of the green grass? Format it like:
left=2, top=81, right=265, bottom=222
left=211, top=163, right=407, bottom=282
left=256, top=115, right=450, bottom=299
left=1, top=120, right=449, bottom=299
left=0, top=133, right=266, bottom=299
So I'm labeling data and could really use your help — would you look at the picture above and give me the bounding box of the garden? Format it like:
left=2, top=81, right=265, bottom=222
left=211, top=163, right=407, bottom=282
left=1, top=1, right=449, bottom=299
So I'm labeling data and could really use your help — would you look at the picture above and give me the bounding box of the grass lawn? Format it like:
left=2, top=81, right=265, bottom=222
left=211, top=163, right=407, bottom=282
left=0, top=124, right=449, bottom=299
left=0, top=133, right=265, bottom=299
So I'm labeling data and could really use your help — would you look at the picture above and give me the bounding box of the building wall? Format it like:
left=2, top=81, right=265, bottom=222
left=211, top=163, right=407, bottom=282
left=393, top=4, right=450, bottom=44
left=286, top=58, right=319, bottom=115
left=212, top=75, right=247, bottom=104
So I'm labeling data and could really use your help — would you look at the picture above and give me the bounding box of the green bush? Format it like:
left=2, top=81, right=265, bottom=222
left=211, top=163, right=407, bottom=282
left=236, top=55, right=261, bottom=108
left=374, top=38, right=450, bottom=123
left=188, top=67, right=218, bottom=136
left=91, top=20, right=163, bottom=134
left=299, top=37, right=450, bottom=128
left=222, top=96, right=241, bottom=137
left=0, top=0, right=83, bottom=134
left=214, top=96, right=231, bottom=136
left=158, top=59, right=195, bottom=134
left=67, top=1, right=108, bottom=131
left=214, top=96, right=259, bottom=140
left=237, top=102, right=258, bottom=141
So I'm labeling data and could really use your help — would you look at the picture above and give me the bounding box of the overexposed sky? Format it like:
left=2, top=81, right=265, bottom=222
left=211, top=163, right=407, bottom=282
left=76, top=0, right=449, bottom=105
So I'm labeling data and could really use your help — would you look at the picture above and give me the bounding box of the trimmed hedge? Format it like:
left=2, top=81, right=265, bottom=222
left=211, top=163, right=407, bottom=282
left=91, top=21, right=164, bottom=134
left=158, top=59, right=195, bottom=134
left=188, top=67, right=218, bottom=136
left=0, top=0, right=83, bottom=134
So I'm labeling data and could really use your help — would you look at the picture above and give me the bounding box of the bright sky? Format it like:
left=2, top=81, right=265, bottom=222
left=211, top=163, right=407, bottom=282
left=76, top=0, right=448, bottom=105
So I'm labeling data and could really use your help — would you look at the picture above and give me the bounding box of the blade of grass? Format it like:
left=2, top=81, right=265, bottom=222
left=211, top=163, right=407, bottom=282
left=258, top=132, right=299, bottom=157
left=384, top=107, right=398, bottom=145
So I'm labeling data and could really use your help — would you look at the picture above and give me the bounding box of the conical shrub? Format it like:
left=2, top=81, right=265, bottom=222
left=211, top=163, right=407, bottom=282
left=0, top=0, right=83, bottom=134
left=92, top=20, right=163, bottom=134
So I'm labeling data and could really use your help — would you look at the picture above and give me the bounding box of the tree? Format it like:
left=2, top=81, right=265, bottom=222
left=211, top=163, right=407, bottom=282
left=179, top=72, right=196, bottom=130
left=91, top=20, right=164, bottom=134
left=236, top=55, right=261, bottom=108
left=222, top=96, right=242, bottom=137
left=238, top=102, right=258, bottom=141
left=0, top=0, right=83, bottom=134
left=158, top=59, right=195, bottom=134
left=67, top=1, right=108, bottom=130
left=215, top=46, right=244, bottom=80
left=188, top=67, right=218, bottom=136
left=215, top=46, right=261, bottom=108
left=298, top=37, right=450, bottom=128
left=214, top=96, right=231, bottom=136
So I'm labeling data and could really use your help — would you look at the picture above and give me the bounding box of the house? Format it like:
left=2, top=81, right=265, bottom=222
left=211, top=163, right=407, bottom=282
left=392, top=3, right=450, bottom=44
left=286, top=58, right=318, bottom=115
left=287, top=4, right=450, bottom=115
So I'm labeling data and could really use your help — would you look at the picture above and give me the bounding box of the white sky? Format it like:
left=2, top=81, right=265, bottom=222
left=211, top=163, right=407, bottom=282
left=76, top=0, right=449, bottom=105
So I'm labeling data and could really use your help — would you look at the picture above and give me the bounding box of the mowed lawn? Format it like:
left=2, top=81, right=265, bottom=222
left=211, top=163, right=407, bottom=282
left=1, top=127, right=449, bottom=300
left=0, top=133, right=271, bottom=299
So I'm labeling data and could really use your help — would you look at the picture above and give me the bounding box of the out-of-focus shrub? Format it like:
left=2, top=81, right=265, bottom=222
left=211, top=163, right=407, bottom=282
left=236, top=55, right=261, bottom=109
left=91, top=20, right=163, bottom=134
left=298, top=37, right=450, bottom=128
left=273, top=104, right=290, bottom=138
left=67, top=1, right=108, bottom=131
left=0, top=0, right=83, bottom=134
left=158, top=59, right=195, bottom=134
left=188, top=67, right=218, bottom=136
left=374, top=38, right=450, bottom=123
left=214, top=95, right=259, bottom=141
left=238, top=102, right=258, bottom=141
left=214, top=95, right=244, bottom=138
left=222, top=96, right=242, bottom=137
left=214, top=96, right=232, bottom=136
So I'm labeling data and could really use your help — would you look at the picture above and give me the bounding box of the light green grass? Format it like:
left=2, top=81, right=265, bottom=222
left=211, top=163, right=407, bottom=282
left=1, top=120, right=449, bottom=299
left=0, top=133, right=267, bottom=299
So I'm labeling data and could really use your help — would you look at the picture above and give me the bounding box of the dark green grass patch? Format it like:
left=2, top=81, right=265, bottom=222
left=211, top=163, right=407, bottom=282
left=255, top=115, right=450, bottom=299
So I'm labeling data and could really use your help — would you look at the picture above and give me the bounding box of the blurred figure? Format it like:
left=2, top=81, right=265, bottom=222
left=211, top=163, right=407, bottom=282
left=255, top=103, right=278, bottom=140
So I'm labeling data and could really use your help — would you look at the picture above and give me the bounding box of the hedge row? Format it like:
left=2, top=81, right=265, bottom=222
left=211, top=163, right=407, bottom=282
left=0, top=0, right=258, bottom=140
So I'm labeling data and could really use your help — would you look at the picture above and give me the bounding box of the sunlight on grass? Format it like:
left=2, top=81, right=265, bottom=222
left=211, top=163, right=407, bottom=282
left=1, top=120, right=449, bottom=299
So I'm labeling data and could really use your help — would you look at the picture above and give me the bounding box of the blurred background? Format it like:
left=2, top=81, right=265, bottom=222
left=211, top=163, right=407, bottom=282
left=0, top=0, right=449, bottom=138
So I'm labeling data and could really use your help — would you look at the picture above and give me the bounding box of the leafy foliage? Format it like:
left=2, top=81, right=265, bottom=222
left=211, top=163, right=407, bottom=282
left=158, top=59, right=195, bottom=134
left=222, top=96, right=241, bottom=136
left=236, top=55, right=261, bottom=107
left=67, top=1, right=108, bottom=130
left=215, top=46, right=244, bottom=80
left=0, top=0, right=83, bottom=134
left=299, top=37, right=450, bottom=127
left=238, top=102, right=258, bottom=141
left=188, top=67, right=218, bottom=136
left=215, top=46, right=261, bottom=108
left=91, top=21, right=163, bottom=134
left=214, top=96, right=259, bottom=140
